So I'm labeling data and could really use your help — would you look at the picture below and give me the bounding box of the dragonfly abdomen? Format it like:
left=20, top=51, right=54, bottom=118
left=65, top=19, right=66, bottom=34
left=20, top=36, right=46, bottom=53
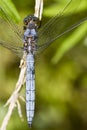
left=26, top=53, right=35, bottom=127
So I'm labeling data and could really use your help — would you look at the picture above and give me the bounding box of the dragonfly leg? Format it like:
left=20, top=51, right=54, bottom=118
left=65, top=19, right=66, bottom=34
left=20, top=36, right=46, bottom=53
left=24, top=42, right=28, bottom=50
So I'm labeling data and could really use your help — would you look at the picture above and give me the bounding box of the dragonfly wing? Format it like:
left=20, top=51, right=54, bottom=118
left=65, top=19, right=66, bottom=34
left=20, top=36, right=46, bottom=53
left=0, top=7, right=23, bottom=39
left=37, top=0, right=87, bottom=52
left=0, top=7, right=23, bottom=56
left=0, top=40, right=23, bottom=58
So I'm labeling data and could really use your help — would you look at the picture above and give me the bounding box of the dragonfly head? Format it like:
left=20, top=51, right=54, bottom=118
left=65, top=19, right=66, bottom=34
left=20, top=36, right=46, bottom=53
left=23, top=15, right=40, bottom=30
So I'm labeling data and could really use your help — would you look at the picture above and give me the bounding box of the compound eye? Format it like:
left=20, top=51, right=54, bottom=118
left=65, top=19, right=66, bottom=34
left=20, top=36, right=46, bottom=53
left=28, top=17, right=32, bottom=21
left=23, top=18, right=28, bottom=25
left=33, top=16, right=39, bottom=22
left=33, top=17, right=36, bottom=21
left=28, top=15, right=33, bottom=22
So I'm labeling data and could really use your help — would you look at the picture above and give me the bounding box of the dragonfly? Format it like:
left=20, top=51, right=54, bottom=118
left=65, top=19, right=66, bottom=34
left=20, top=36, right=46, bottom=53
left=0, top=0, right=87, bottom=127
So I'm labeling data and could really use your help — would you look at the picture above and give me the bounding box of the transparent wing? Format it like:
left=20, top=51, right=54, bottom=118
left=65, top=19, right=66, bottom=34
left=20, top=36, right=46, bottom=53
left=0, top=7, right=23, bottom=57
left=37, top=0, right=87, bottom=52
left=0, top=40, right=23, bottom=58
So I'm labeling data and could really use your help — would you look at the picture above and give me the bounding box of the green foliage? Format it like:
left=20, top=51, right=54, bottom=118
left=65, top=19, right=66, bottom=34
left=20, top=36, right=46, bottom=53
left=51, top=22, right=87, bottom=64
left=0, top=0, right=20, bottom=22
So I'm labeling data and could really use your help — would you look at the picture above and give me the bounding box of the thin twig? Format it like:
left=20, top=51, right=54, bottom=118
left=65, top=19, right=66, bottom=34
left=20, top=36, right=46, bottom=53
left=0, top=54, right=26, bottom=130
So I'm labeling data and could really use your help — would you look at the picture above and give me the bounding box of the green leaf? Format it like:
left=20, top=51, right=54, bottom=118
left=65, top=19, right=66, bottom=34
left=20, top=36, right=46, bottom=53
left=0, top=0, right=21, bottom=22
left=50, top=0, right=87, bottom=64
left=51, top=22, right=87, bottom=64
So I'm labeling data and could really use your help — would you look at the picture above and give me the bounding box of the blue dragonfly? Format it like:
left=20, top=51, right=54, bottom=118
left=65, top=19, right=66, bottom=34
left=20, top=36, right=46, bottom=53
left=0, top=0, right=87, bottom=127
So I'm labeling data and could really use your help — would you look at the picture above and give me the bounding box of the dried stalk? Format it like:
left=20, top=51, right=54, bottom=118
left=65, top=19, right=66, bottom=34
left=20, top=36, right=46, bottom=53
left=0, top=53, right=26, bottom=130
left=0, top=0, right=43, bottom=130
left=34, top=0, right=43, bottom=20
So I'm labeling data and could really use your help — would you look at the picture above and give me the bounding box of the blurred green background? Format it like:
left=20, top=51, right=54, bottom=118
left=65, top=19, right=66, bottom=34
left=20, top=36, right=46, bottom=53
left=0, top=0, right=87, bottom=130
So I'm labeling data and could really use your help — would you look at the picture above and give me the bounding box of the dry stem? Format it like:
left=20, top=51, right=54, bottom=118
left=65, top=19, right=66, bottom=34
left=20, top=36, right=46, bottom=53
left=0, top=55, right=26, bottom=130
